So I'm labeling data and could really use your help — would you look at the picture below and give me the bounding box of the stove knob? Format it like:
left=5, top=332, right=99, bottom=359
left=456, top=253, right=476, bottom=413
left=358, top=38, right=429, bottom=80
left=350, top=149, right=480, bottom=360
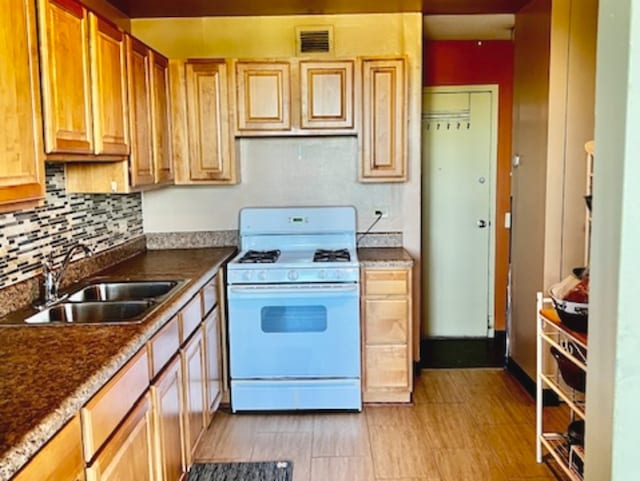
left=287, top=270, right=299, bottom=281
left=258, top=270, right=267, bottom=281
left=318, top=270, right=326, bottom=280
left=243, top=271, right=253, bottom=281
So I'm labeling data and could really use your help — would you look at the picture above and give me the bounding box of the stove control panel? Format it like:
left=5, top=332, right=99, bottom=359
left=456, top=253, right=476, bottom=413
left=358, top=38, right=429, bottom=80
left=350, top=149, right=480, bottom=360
left=227, top=267, right=359, bottom=284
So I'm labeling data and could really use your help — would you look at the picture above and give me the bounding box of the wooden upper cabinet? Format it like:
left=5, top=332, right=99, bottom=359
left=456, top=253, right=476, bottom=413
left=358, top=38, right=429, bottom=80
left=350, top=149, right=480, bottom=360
left=151, top=52, right=173, bottom=184
left=169, top=59, right=236, bottom=185
left=300, top=60, right=354, bottom=130
left=126, top=35, right=154, bottom=187
left=235, top=61, right=291, bottom=131
left=38, top=0, right=93, bottom=155
left=0, top=0, right=45, bottom=210
left=89, top=13, right=129, bottom=156
left=360, top=57, right=407, bottom=182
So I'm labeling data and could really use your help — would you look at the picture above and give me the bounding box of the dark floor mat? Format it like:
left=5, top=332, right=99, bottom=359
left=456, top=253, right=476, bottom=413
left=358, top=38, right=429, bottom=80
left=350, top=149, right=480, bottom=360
left=189, top=461, right=293, bottom=481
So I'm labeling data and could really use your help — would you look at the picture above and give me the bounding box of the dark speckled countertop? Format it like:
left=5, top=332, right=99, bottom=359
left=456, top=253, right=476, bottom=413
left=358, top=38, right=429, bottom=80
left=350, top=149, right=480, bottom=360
left=0, top=247, right=235, bottom=481
left=357, top=247, right=414, bottom=267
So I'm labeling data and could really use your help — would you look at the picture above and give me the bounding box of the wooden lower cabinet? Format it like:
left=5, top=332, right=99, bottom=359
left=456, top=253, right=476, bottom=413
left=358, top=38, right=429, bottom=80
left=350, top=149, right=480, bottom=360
left=151, top=355, right=185, bottom=481
left=12, top=415, right=84, bottom=481
left=203, top=307, right=222, bottom=421
left=181, top=328, right=207, bottom=466
left=361, top=267, right=413, bottom=402
left=85, top=394, right=154, bottom=481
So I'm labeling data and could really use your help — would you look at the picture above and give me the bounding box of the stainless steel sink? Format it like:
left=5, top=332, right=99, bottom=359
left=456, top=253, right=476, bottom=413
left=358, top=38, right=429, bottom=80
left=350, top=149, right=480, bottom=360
left=68, top=280, right=179, bottom=302
left=0, top=278, right=185, bottom=326
left=25, top=300, right=156, bottom=325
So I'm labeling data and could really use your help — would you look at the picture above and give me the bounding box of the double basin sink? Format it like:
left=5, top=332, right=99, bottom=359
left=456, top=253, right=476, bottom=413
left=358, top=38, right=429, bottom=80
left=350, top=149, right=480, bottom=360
left=24, top=280, right=183, bottom=325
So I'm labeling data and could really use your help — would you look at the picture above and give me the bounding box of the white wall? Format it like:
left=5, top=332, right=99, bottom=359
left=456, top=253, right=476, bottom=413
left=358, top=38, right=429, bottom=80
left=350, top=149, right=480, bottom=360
left=142, top=137, right=404, bottom=233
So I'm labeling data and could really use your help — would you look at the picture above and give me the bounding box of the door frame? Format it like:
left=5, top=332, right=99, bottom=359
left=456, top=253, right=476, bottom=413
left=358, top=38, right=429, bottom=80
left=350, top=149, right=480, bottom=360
left=421, top=84, right=499, bottom=337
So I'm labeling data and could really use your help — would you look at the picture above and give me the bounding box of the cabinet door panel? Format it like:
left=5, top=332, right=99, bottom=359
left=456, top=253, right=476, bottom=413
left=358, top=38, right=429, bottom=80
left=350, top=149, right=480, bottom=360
left=181, top=329, right=207, bottom=466
left=85, top=394, right=154, bottom=481
left=126, top=35, right=154, bottom=187
left=236, top=62, right=290, bottom=131
left=361, top=58, right=407, bottom=181
left=90, top=13, right=129, bottom=155
left=300, top=60, right=354, bottom=129
left=0, top=0, right=45, bottom=207
left=203, top=308, right=222, bottom=420
left=152, top=356, right=185, bottom=481
left=152, top=52, right=173, bottom=183
left=185, top=61, right=232, bottom=181
left=38, top=0, right=93, bottom=154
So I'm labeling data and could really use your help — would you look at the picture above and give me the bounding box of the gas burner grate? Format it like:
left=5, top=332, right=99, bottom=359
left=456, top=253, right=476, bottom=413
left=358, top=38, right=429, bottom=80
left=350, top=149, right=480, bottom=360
left=313, top=248, right=351, bottom=263
left=238, top=249, right=281, bottom=264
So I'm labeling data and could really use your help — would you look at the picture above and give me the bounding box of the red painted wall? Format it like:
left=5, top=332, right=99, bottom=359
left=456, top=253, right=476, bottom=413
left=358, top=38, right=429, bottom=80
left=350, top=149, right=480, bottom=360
left=423, top=40, right=514, bottom=332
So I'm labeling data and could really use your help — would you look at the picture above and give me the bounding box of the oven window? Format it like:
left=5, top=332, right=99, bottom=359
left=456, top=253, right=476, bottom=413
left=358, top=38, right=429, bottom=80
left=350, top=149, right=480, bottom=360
left=261, top=306, right=328, bottom=333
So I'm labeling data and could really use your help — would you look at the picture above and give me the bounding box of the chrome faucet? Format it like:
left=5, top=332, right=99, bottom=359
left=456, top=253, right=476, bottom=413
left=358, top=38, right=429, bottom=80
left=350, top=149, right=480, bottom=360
left=41, top=243, right=94, bottom=307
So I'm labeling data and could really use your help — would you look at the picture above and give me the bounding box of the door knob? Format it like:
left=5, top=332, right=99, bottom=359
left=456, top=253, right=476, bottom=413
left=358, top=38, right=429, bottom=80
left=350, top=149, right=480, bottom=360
left=477, top=220, right=487, bottom=228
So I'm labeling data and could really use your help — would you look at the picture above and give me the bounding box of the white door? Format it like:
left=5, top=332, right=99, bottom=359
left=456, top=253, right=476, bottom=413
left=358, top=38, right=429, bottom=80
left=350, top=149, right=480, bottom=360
left=422, top=86, right=497, bottom=337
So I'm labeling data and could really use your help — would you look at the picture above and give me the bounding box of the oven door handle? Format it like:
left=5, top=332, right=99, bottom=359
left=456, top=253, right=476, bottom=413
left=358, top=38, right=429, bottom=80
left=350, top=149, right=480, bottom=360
left=228, top=284, right=359, bottom=297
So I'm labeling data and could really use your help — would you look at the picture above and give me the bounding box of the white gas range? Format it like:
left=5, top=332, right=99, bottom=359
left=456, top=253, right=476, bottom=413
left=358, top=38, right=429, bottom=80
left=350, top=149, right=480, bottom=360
left=226, top=206, right=361, bottom=412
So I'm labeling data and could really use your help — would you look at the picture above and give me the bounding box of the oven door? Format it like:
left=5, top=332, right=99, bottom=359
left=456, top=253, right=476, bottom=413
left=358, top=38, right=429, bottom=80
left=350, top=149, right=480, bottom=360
left=227, top=283, right=360, bottom=379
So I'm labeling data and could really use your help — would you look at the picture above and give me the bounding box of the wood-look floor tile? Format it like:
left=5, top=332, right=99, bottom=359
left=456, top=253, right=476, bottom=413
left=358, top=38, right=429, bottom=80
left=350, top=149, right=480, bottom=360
left=435, top=448, right=510, bottom=481
left=467, top=393, right=534, bottom=425
left=365, top=405, right=423, bottom=428
left=310, top=456, right=375, bottom=481
left=415, top=403, right=484, bottom=448
left=251, top=432, right=312, bottom=481
left=508, top=477, right=555, bottom=481
left=196, top=412, right=259, bottom=461
left=312, top=413, right=371, bottom=457
left=253, top=413, right=315, bottom=433
left=376, top=479, right=441, bottom=481
left=480, top=423, right=555, bottom=478
left=369, top=424, right=439, bottom=478
left=414, top=370, right=468, bottom=404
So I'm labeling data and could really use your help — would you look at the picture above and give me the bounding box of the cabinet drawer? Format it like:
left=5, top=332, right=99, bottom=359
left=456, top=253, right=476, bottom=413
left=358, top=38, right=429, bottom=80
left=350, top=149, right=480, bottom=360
left=364, top=345, right=410, bottom=390
left=201, top=276, right=218, bottom=316
left=364, top=298, right=409, bottom=344
left=13, top=414, right=84, bottom=481
left=148, top=315, right=180, bottom=379
left=364, top=269, right=409, bottom=296
left=180, top=293, right=202, bottom=343
left=81, top=349, right=149, bottom=462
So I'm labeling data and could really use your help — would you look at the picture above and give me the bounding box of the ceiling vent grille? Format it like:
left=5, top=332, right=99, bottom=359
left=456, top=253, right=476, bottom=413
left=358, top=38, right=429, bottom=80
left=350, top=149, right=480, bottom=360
left=296, top=26, right=333, bottom=55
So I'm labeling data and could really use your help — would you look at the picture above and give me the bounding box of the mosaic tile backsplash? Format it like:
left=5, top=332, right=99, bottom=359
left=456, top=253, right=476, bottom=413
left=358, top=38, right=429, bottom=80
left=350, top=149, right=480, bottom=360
left=0, top=164, right=143, bottom=289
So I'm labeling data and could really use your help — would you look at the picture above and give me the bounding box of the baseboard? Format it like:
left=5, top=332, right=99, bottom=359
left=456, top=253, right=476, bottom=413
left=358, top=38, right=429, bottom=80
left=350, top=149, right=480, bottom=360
left=506, top=356, right=559, bottom=405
